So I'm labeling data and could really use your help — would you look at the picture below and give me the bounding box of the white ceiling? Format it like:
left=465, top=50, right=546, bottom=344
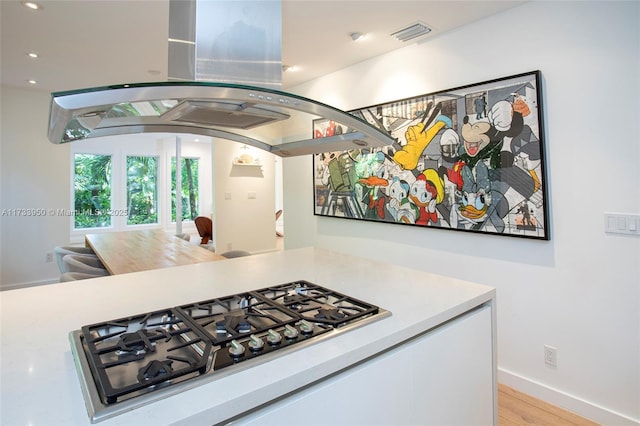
left=1, top=0, right=525, bottom=93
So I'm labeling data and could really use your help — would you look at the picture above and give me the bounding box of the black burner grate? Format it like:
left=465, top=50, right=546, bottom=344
left=77, top=280, right=383, bottom=407
left=176, top=293, right=301, bottom=345
left=254, top=280, right=380, bottom=328
left=81, top=308, right=212, bottom=404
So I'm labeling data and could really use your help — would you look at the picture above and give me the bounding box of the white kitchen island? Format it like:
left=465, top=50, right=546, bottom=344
left=0, top=248, right=496, bottom=426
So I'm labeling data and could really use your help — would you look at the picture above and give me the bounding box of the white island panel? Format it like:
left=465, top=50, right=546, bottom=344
left=0, top=248, right=495, bottom=426
left=232, top=306, right=493, bottom=426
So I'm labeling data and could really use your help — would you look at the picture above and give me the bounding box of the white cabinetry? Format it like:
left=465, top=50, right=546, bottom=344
left=234, top=304, right=494, bottom=426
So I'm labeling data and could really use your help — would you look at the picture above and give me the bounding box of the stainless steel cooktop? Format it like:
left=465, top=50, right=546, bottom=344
left=69, top=280, right=390, bottom=423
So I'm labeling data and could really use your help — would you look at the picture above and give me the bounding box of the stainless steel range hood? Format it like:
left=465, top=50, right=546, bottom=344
left=47, top=0, right=394, bottom=156
left=47, top=81, right=394, bottom=157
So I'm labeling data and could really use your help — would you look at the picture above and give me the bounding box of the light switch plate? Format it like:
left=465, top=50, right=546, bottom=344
left=604, top=212, right=640, bottom=236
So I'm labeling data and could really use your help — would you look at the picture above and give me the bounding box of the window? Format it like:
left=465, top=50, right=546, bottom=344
left=126, top=156, right=158, bottom=225
left=171, top=157, right=199, bottom=222
left=73, top=153, right=112, bottom=229
left=70, top=136, right=210, bottom=238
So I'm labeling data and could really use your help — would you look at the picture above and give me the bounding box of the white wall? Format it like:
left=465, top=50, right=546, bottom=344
left=284, top=1, right=639, bottom=424
left=0, top=87, right=70, bottom=287
left=213, top=139, right=276, bottom=254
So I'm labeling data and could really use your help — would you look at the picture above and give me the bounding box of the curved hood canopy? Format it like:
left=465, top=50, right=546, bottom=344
left=47, top=1, right=395, bottom=157
left=47, top=81, right=395, bottom=157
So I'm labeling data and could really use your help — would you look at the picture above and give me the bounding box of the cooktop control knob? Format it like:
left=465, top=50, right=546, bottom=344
left=228, top=340, right=245, bottom=357
left=267, top=329, right=282, bottom=345
left=284, top=324, right=298, bottom=339
left=298, top=320, right=314, bottom=335
left=248, top=334, right=264, bottom=351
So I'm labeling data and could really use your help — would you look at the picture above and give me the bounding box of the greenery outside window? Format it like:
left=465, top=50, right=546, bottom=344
left=70, top=139, right=210, bottom=237
left=74, top=153, right=112, bottom=229
left=171, top=157, right=199, bottom=222
left=127, top=156, right=159, bottom=225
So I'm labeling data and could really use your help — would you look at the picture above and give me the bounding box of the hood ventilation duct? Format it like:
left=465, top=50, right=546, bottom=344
left=47, top=0, right=394, bottom=156
left=168, top=0, right=282, bottom=88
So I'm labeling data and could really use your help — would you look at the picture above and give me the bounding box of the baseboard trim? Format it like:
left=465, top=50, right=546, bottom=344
left=498, top=368, right=639, bottom=426
left=1, top=278, right=59, bottom=291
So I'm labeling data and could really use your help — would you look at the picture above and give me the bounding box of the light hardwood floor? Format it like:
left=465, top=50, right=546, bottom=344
left=499, top=384, right=600, bottom=426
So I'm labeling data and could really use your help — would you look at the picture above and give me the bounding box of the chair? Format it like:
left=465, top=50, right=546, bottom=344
left=202, top=244, right=216, bottom=253
left=54, top=245, right=97, bottom=273
left=220, top=250, right=251, bottom=258
left=62, top=254, right=110, bottom=276
left=195, top=216, right=213, bottom=244
left=60, top=272, right=105, bottom=282
left=175, top=233, right=191, bottom=242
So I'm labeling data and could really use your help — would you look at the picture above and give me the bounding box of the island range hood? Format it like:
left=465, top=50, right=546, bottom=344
left=46, top=0, right=395, bottom=157
left=47, top=81, right=395, bottom=157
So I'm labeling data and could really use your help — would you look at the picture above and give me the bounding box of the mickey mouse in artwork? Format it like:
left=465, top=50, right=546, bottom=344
left=458, top=97, right=536, bottom=200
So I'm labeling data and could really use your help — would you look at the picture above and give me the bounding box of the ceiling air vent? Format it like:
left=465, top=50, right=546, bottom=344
left=391, top=21, right=432, bottom=42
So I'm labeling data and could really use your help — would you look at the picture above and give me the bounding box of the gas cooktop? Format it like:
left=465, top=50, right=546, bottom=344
left=69, top=280, right=390, bottom=423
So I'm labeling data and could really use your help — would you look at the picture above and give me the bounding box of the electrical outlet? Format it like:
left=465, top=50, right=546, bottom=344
left=544, top=345, right=557, bottom=367
left=45, top=252, right=53, bottom=263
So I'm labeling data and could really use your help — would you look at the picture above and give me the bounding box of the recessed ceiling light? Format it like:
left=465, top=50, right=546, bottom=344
left=22, top=2, right=43, bottom=10
left=27, top=79, right=37, bottom=85
left=28, top=52, right=39, bottom=59
left=282, top=65, right=298, bottom=73
left=350, top=32, right=365, bottom=42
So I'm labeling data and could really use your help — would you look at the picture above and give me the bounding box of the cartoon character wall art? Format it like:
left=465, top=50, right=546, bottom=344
left=313, top=71, right=549, bottom=240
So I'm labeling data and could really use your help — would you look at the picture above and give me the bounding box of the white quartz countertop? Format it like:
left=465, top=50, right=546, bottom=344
left=0, top=247, right=495, bottom=426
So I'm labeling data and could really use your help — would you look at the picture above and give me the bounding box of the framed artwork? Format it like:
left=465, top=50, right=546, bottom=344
left=313, top=70, right=549, bottom=240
